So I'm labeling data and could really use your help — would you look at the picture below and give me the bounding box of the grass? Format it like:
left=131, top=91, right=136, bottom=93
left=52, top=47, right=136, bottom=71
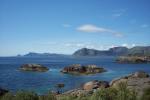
left=0, top=82, right=148, bottom=100
left=141, top=87, right=150, bottom=100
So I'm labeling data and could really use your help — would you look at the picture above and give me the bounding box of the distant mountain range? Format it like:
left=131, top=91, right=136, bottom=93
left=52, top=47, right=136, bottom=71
left=18, top=52, right=66, bottom=57
left=17, top=46, right=150, bottom=57
left=73, top=46, right=150, bottom=56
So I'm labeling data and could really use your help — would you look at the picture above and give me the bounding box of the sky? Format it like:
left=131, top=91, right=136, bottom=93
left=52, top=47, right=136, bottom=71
left=0, top=0, right=150, bottom=56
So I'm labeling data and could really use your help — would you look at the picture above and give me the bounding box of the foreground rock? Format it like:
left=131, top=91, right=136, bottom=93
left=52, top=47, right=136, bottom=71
left=83, top=80, right=109, bottom=91
left=116, top=56, right=150, bottom=63
left=62, top=81, right=109, bottom=96
left=62, top=71, right=150, bottom=97
left=61, top=64, right=106, bottom=75
left=19, top=64, right=49, bottom=72
left=0, top=88, right=8, bottom=96
left=110, top=71, right=150, bottom=96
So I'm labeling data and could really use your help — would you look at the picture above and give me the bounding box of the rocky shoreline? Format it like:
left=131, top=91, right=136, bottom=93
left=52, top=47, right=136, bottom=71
left=60, top=71, right=150, bottom=97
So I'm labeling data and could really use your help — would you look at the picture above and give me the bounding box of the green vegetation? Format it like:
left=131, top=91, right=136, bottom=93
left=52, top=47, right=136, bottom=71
left=141, top=87, right=150, bottom=100
left=0, top=82, right=148, bottom=100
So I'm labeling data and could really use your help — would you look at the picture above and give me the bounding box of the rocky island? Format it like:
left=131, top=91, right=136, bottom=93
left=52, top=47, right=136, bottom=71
left=61, top=64, right=106, bottom=75
left=19, top=64, right=49, bottom=72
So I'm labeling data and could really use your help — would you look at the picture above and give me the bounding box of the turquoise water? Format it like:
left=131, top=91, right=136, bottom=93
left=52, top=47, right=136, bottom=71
left=0, top=56, right=150, bottom=94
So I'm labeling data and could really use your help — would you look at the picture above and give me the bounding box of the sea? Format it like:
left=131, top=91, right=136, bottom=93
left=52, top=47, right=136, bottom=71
left=0, top=56, right=150, bottom=94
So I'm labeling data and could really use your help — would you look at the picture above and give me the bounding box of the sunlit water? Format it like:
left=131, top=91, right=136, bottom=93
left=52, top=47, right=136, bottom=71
left=0, top=56, right=150, bottom=94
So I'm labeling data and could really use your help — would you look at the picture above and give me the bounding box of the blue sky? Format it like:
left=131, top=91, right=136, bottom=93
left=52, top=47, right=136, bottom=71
left=0, top=0, right=150, bottom=56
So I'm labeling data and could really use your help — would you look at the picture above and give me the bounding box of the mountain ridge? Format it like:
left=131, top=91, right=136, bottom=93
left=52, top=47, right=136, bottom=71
left=18, top=52, right=67, bottom=57
left=73, top=46, right=150, bottom=56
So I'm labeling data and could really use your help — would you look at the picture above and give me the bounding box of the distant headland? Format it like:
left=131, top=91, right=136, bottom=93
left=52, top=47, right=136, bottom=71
left=15, top=46, right=150, bottom=58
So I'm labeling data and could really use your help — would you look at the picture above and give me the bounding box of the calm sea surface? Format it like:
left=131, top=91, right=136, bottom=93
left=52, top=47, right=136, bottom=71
left=0, top=56, right=150, bottom=94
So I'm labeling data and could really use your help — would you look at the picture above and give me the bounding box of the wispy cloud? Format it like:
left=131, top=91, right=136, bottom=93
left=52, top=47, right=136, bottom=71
left=64, top=42, right=137, bottom=50
left=112, top=13, right=122, bottom=17
left=112, top=9, right=127, bottom=18
left=62, top=24, right=71, bottom=28
left=77, top=24, right=123, bottom=37
left=64, top=42, right=96, bottom=49
left=141, top=24, right=149, bottom=28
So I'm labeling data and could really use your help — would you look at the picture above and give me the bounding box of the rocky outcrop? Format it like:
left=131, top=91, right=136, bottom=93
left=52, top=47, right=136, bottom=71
left=19, top=64, right=49, bottom=72
left=62, top=71, right=150, bottom=97
left=116, top=56, right=150, bottom=63
left=0, top=88, right=8, bottom=96
left=61, top=64, right=106, bottom=75
left=83, top=80, right=109, bottom=91
left=62, top=81, right=109, bottom=97
left=110, top=71, right=150, bottom=96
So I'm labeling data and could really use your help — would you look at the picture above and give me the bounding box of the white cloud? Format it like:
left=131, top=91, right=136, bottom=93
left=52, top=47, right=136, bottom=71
left=122, top=43, right=128, bottom=47
left=131, top=44, right=136, bottom=47
left=62, top=24, right=71, bottom=28
left=141, top=24, right=149, bottom=28
left=77, top=24, right=123, bottom=37
left=77, top=24, right=107, bottom=32
left=121, top=43, right=136, bottom=48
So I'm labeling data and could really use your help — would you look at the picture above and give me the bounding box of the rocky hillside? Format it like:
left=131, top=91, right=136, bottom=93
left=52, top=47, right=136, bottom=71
left=73, top=46, right=150, bottom=56
left=73, top=47, right=128, bottom=56
left=128, top=46, right=150, bottom=56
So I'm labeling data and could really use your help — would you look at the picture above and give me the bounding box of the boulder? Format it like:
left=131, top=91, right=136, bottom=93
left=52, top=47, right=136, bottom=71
left=110, top=71, right=150, bottom=97
left=62, top=80, right=109, bottom=97
left=19, top=64, right=49, bottom=72
left=83, top=80, right=109, bottom=91
left=133, top=71, right=149, bottom=78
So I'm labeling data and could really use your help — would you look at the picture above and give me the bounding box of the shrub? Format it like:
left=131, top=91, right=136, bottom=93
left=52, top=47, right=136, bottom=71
left=141, top=87, right=150, bottom=100
left=14, top=91, right=39, bottom=100
left=76, top=95, right=90, bottom=100
left=57, top=95, right=77, bottom=100
left=90, top=88, right=117, bottom=100
left=0, top=83, right=139, bottom=100
left=116, top=82, right=137, bottom=100
left=39, top=93, right=57, bottom=100
left=0, top=92, right=14, bottom=100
